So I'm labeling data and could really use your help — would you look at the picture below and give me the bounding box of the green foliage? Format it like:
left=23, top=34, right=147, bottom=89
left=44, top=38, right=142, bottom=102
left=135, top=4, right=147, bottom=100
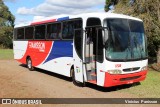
left=0, top=0, right=15, bottom=48
left=112, top=0, right=160, bottom=57
left=105, top=0, right=119, bottom=12
left=105, top=0, right=111, bottom=12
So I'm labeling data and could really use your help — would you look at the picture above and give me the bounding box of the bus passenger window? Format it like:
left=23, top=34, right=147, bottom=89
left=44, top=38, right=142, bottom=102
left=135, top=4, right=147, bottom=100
left=14, top=29, right=17, bottom=40
left=17, top=28, right=24, bottom=39
left=74, top=30, right=82, bottom=59
left=62, top=21, right=73, bottom=39
left=97, top=29, right=103, bottom=63
left=47, top=23, right=61, bottom=39
left=35, top=25, right=45, bottom=39
left=74, top=20, right=82, bottom=29
left=62, top=19, right=82, bottom=40
left=25, top=27, right=34, bottom=39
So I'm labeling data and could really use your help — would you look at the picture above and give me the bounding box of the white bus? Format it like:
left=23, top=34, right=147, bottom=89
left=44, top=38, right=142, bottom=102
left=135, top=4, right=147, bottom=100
left=13, top=12, right=148, bottom=87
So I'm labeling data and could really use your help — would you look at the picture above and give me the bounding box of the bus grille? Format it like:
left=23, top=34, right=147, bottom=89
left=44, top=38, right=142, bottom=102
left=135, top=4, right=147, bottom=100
left=120, top=76, right=141, bottom=81
left=123, top=67, right=140, bottom=72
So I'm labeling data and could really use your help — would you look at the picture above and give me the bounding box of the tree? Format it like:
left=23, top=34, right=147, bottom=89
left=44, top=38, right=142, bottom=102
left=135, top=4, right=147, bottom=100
left=105, top=0, right=119, bottom=12
left=105, top=0, right=160, bottom=58
left=0, top=0, right=15, bottom=48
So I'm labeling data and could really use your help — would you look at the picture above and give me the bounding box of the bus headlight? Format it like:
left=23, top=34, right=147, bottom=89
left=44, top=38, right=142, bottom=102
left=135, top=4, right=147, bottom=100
left=141, top=66, right=148, bottom=71
left=108, top=69, right=122, bottom=74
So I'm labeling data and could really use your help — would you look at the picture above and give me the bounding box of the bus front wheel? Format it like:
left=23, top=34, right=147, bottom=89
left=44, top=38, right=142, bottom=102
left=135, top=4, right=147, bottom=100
left=71, top=68, right=85, bottom=87
left=27, top=57, right=34, bottom=71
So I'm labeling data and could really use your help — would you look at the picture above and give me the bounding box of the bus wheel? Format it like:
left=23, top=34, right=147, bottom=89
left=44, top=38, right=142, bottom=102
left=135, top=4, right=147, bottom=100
left=27, top=57, right=34, bottom=71
left=71, top=68, right=85, bottom=87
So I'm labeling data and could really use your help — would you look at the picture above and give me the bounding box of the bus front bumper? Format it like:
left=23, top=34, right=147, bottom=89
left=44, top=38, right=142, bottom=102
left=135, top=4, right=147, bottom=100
left=104, top=70, right=147, bottom=87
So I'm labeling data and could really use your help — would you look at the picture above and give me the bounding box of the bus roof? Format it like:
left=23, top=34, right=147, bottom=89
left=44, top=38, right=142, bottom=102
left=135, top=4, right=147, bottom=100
left=14, top=12, right=142, bottom=28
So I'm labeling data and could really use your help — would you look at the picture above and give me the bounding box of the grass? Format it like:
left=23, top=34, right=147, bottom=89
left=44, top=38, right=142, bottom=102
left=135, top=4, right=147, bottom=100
left=0, top=49, right=13, bottom=60
left=119, top=69, right=160, bottom=98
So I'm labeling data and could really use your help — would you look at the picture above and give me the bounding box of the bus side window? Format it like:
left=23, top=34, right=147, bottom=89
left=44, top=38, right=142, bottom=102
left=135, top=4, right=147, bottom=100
left=62, top=19, right=82, bottom=40
left=17, top=28, right=24, bottom=39
left=74, top=20, right=82, bottom=29
left=62, top=22, right=69, bottom=39
left=25, top=27, right=34, bottom=39
left=47, top=23, right=61, bottom=40
left=74, top=30, right=83, bottom=59
left=14, top=29, right=17, bottom=40
left=97, top=29, right=104, bottom=63
left=35, top=25, right=45, bottom=39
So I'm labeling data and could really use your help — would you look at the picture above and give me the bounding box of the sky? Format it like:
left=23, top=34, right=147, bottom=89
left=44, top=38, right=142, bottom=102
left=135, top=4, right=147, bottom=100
left=3, top=0, right=105, bottom=25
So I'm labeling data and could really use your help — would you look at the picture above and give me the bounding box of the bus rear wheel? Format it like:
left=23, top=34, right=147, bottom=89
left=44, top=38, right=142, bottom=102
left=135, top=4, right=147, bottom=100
left=71, top=68, right=85, bottom=87
left=27, top=57, right=34, bottom=71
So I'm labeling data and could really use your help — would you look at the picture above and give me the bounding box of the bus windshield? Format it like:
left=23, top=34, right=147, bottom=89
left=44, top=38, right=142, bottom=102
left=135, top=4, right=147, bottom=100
left=105, top=19, right=147, bottom=61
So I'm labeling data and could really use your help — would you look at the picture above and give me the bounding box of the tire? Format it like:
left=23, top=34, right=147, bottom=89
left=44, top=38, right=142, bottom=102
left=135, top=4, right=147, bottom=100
left=71, top=68, right=85, bottom=87
left=27, top=57, right=34, bottom=71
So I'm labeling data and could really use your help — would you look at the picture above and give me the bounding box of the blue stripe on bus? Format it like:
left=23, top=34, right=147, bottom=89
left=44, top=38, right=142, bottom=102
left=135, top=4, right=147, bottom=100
left=57, top=16, right=69, bottom=21
left=44, top=41, right=73, bottom=64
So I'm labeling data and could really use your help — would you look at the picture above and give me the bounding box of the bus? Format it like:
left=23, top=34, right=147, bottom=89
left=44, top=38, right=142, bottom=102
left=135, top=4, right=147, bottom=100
left=13, top=12, right=148, bottom=87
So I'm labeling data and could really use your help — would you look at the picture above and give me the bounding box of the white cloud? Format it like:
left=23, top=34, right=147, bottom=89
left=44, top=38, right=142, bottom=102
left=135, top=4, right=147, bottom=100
left=46, top=0, right=104, bottom=8
left=33, top=16, right=46, bottom=20
left=15, top=18, right=31, bottom=25
left=17, top=0, right=105, bottom=17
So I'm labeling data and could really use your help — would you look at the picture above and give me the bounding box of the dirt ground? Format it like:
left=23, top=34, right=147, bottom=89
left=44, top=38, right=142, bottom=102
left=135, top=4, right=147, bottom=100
left=0, top=60, right=159, bottom=107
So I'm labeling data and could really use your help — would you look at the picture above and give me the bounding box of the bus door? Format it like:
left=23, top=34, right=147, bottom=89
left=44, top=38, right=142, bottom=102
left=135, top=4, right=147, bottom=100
left=83, top=27, right=98, bottom=84
left=73, top=29, right=84, bottom=83
left=83, top=26, right=104, bottom=84
left=73, top=27, right=103, bottom=83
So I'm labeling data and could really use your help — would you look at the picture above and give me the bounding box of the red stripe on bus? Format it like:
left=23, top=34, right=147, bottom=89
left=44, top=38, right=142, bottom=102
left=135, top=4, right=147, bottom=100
left=31, top=19, right=56, bottom=25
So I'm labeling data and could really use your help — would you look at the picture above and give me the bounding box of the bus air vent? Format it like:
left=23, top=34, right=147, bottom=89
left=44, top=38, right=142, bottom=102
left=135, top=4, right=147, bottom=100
left=120, top=76, right=141, bottom=81
left=123, top=67, right=140, bottom=72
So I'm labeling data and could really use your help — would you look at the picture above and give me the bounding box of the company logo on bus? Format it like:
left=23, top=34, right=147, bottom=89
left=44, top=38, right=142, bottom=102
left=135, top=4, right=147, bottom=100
left=115, top=64, right=121, bottom=68
left=28, top=42, right=45, bottom=52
